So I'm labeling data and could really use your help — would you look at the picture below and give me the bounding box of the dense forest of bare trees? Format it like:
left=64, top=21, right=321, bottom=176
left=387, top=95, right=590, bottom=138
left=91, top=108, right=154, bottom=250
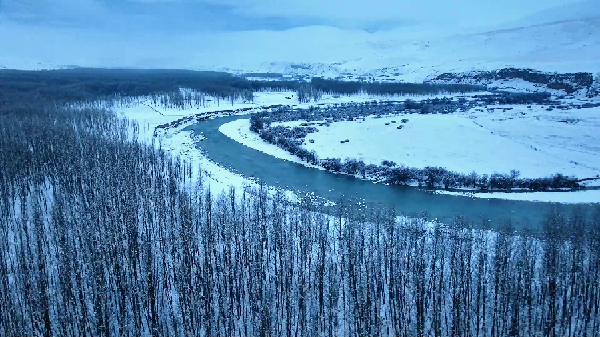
left=0, top=69, right=484, bottom=106
left=1, top=70, right=600, bottom=336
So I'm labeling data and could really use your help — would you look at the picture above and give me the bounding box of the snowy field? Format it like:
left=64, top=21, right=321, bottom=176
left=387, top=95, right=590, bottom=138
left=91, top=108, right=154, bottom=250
left=436, top=189, right=600, bottom=203
left=219, top=101, right=600, bottom=203
left=225, top=105, right=600, bottom=179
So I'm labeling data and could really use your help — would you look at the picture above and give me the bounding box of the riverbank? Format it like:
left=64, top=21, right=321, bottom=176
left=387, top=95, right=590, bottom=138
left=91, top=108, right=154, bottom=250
left=435, top=189, right=600, bottom=204
left=115, top=89, right=600, bottom=204
left=219, top=113, right=600, bottom=203
left=118, top=91, right=408, bottom=194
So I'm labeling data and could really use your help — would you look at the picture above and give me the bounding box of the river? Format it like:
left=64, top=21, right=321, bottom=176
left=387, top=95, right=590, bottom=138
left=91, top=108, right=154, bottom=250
left=185, top=115, right=597, bottom=231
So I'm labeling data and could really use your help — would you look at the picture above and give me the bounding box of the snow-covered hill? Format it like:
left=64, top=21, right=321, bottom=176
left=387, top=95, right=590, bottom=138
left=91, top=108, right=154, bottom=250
left=230, top=14, right=600, bottom=82
left=218, top=1, right=600, bottom=81
left=505, top=0, right=600, bottom=27
left=205, top=15, right=600, bottom=88
left=0, top=1, right=598, bottom=82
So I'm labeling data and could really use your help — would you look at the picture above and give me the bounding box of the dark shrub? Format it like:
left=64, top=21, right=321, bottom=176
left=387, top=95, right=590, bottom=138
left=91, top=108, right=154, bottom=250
left=382, top=160, right=397, bottom=167
left=322, top=158, right=343, bottom=172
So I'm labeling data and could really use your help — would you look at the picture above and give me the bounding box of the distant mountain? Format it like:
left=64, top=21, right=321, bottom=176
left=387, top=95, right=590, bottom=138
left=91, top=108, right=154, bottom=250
left=213, top=1, right=600, bottom=82
left=0, top=1, right=598, bottom=85
left=507, top=0, right=600, bottom=27
left=226, top=14, right=600, bottom=83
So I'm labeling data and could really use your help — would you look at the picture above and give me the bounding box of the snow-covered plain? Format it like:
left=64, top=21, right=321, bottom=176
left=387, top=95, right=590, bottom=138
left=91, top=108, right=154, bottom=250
left=437, top=189, right=600, bottom=204
left=228, top=105, right=600, bottom=179
left=217, top=92, right=485, bottom=166
left=218, top=101, right=600, bottom=203
left=118, top=91, right=291, bottom=142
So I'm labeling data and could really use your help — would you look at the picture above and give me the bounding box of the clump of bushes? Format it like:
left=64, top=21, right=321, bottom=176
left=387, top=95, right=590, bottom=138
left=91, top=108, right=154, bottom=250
left=254, top=124, right=319, bottom=165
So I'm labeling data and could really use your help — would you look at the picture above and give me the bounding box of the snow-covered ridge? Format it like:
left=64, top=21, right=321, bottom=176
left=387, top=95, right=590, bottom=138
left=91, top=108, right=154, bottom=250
left=3, top=0, right=599, bottom=83
left=436, top=189, right=600, bottom=204
left=503, top=0, right=600, bottom=27
left=218, top=13, right=600, bottom=83
left=428, top=68, right=597, bottom=97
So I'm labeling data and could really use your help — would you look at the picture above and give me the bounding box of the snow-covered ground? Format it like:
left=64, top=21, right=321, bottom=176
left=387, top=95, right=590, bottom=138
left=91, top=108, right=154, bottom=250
left=218, top=101, right=600, bottom=203
left=219, top=118, right=318, bottom=168
left=217, top=93, right=487, bottom=166
left=437, top=189, right=600, bottom=204
left=118, top=91, right=408, bottom=194
left=118, top=91, right=288, bottom=142
left=159, top=130, right=253, bottom=194
left=258, top=105, right=600, bottom=179
left=117, top=92, right=301, bottom=194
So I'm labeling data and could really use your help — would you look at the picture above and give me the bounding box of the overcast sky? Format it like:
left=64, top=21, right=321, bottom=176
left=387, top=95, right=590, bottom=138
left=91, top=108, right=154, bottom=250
left=0, top=0, right=586, bottom=32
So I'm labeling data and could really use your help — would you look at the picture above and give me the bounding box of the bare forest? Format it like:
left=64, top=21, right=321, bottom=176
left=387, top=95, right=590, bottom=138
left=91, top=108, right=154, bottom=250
left=1, top=69, right=600, bottom=336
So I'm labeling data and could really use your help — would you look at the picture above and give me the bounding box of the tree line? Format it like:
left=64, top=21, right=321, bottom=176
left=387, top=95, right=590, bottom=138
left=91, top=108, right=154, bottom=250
left=0, top=68, right=267, bottom=105
left=0, top=69, right=486, bottom=108
left=252, top=92, right=554, bottom=127
left=431, top=68, right=595, bottom=95
left=308, top=77, right=485, bottom=98
left=324, top=160, right=581, bottom=191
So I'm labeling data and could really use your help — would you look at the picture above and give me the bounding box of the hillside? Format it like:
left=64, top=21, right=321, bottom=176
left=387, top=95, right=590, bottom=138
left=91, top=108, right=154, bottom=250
left=239, top=15, right=600, bottom=82
left=222, top=1, right=600, bottom=81
left=506, top=0, right=600, bottom=26
left=0, top=1, right=598, bottom=82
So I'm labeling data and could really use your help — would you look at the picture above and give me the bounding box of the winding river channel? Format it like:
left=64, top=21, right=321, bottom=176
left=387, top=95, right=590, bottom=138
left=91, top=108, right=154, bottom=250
left=185, top=115, right=598, bottom=231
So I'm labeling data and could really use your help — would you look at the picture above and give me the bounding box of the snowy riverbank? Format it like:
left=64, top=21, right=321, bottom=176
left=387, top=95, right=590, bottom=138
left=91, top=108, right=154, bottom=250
left=218, top=104, right=600, bottom=203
